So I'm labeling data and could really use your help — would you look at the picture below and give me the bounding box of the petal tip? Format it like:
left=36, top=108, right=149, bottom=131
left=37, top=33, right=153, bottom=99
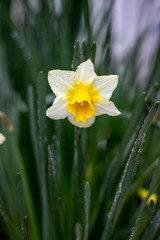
left=87, top=58, right=93, bottom=64
left=0, top=133, right=6, bottom=145
left=116, top=110, right=121, bottom=116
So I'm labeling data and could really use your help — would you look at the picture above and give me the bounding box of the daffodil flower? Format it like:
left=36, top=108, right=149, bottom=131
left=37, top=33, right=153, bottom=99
left=137, top=187, right=157, bottom=205
left=46, top=59, right=121, bottom=128
left=0, top=133, right=5, bottom=145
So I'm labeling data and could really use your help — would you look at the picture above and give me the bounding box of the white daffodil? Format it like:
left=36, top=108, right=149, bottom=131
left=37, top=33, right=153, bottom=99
left=46, top=59, right=121, bottom=128
left=0, top=133, right=5, bottom=145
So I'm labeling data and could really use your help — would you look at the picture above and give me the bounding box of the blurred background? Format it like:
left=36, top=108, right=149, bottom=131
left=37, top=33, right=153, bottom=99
left=1, top=0, right=159, bottom=106
left=0, top=0, right=160, bottom=239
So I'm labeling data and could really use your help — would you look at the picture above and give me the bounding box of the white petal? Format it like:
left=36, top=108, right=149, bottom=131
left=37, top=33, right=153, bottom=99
left=92, top=75, right=118, bottom=100
left=48, top=70, right=75, bottom=99
left=0, top=133, right=6, bottom=145
left=95, top=99, right=121, bottom=116
left=75, top=59, right=97, bottom=85
left=68, top=114, right=95, bottom=128
left=46, top=97, right=68, bottom=119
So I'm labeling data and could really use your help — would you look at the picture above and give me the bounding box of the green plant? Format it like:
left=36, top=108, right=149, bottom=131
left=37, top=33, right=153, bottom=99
left=0, top=1, right=160, bottom=239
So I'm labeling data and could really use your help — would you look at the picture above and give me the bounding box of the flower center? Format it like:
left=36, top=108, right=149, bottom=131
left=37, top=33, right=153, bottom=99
left=66, top=88, right=95, bottom=122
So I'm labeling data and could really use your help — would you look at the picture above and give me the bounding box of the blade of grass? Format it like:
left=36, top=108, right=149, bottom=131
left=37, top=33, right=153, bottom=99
left=129, top=218, right=141, bottom=240
left=83, top=0, right=91, bottom=44
left=119, top=92, right=147, bottom=163
left=27, top=86, right=40, bottom=173
left=84, top=182, right=90, bottom=240
left=16, top=172, right=25, bottom=221
left=0, top=200, right=20, bottom=240
left=82, top=41, right=89, bottom=60
left=90, top=42, right=96, bottom=64
left=141, top=210, right=160, bottom=240
left=22, top=216, right=29, bottom=240
left=73, top=127, right=82, bottom=222
left=72, top=40, right=80, bottom=71
left=102, top=102, right=160, bottom=240
left=113, top=102, right=160, bottom=230
left=146, top=200, right=155, bottom=226
left=102, top=43, right=111, bottom=75
left=11, top=136, right=40, bottom=240
left=37, top=71, right=54, bottom=240
left=139, top=102, right=160, bottom=136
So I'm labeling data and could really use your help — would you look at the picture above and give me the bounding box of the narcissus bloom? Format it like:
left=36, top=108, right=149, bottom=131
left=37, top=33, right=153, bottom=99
left=46, top=59, right=121, bottom=128
left=0, top=133, right=5, bottom=145
left=137, top=187, right=157, bottom=205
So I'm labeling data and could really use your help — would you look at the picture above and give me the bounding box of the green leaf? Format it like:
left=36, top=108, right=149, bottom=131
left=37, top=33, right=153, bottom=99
left=102, top=102, right=160, bottom=240
left=16, top=172, right=24, bottom=221
left=0, top=201, right=20, bottom=240
left=139, top=101, right=160, bottom=136
left=27, top=86, right=41, bottom=179
left=90, top=42, right=96, bottom=64
left=83, top=0, right=91, bottom=43
left=82, top=41, right=89, bottom=60
left=37, top=71, right=54, bottom=240
left=73, top=127, right=82, bottom=222
left=102, top=44, right=111, bottom=75
left=146, top=200, right=155, bottom=226
left=84, top=182, right=90, bottom=240
left=72, top=40, right=80, bottom=71
left=129, top=218, right=141, bottom=240
left=141, top=210, right=160, bottom=240
left=119, top=91, right=147, bottom=163
left=11, top=137, right=40, bottom=240
left=22, top=216, right=29, bottom=240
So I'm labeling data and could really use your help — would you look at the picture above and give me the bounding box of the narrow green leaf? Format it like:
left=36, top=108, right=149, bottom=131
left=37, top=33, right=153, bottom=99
left=129, top=218, right=141, bottom=240
left=16, top=172, right=24, bottom=221
left=47, top=144, right=59, bottom=240
left=83, top=0, right=91, bottom=43
left=141, top=210, right=160, bottom=240
left=95, top=0, right=115, bottom=40
left=102, top=101, right=159, bottom=240
left=119, top=91, right=146, bottom=163
left=37, top=71, right=47, bottom=156
left=22, top=216, right=29, bottom=240
left=11, top=137, right=40, bottom=240
left=57, top=197, right=65, bottom=237
left=27, top=86, right=40, bottom=171
left=84, top=182, right=90, bottom=240
left=90, top=42, right=96, bottom=64
left=139, top=101, right=159, bottom=136
left=37, top=71, right=53, bottom=240
left=89, top=157, right=117, bottom=239
left=73, top=127, right=82, bottom=222
left=37, top=71, right=47, bottom=181
left=82, top=41, right=89, bottom=60
left=0, top=201, right=20, bottom=239
left=101, top=135, right=145, bottom=240
left=146, top=200, right=155, bottom=226
left=72, top=40, right=80, bottom=71
left=102, top=44, right=111, bottom=75
left=129, top=159, right=160, bottom=235
left=48, top=144, right=58, bottom=204
left=145, top=82, right=159, bottom=102
left=127, top=158, right=160, bottom=201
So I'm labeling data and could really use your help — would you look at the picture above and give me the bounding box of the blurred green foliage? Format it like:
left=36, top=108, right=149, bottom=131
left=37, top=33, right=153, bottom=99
left=0, top=0, right=160, bottom=240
